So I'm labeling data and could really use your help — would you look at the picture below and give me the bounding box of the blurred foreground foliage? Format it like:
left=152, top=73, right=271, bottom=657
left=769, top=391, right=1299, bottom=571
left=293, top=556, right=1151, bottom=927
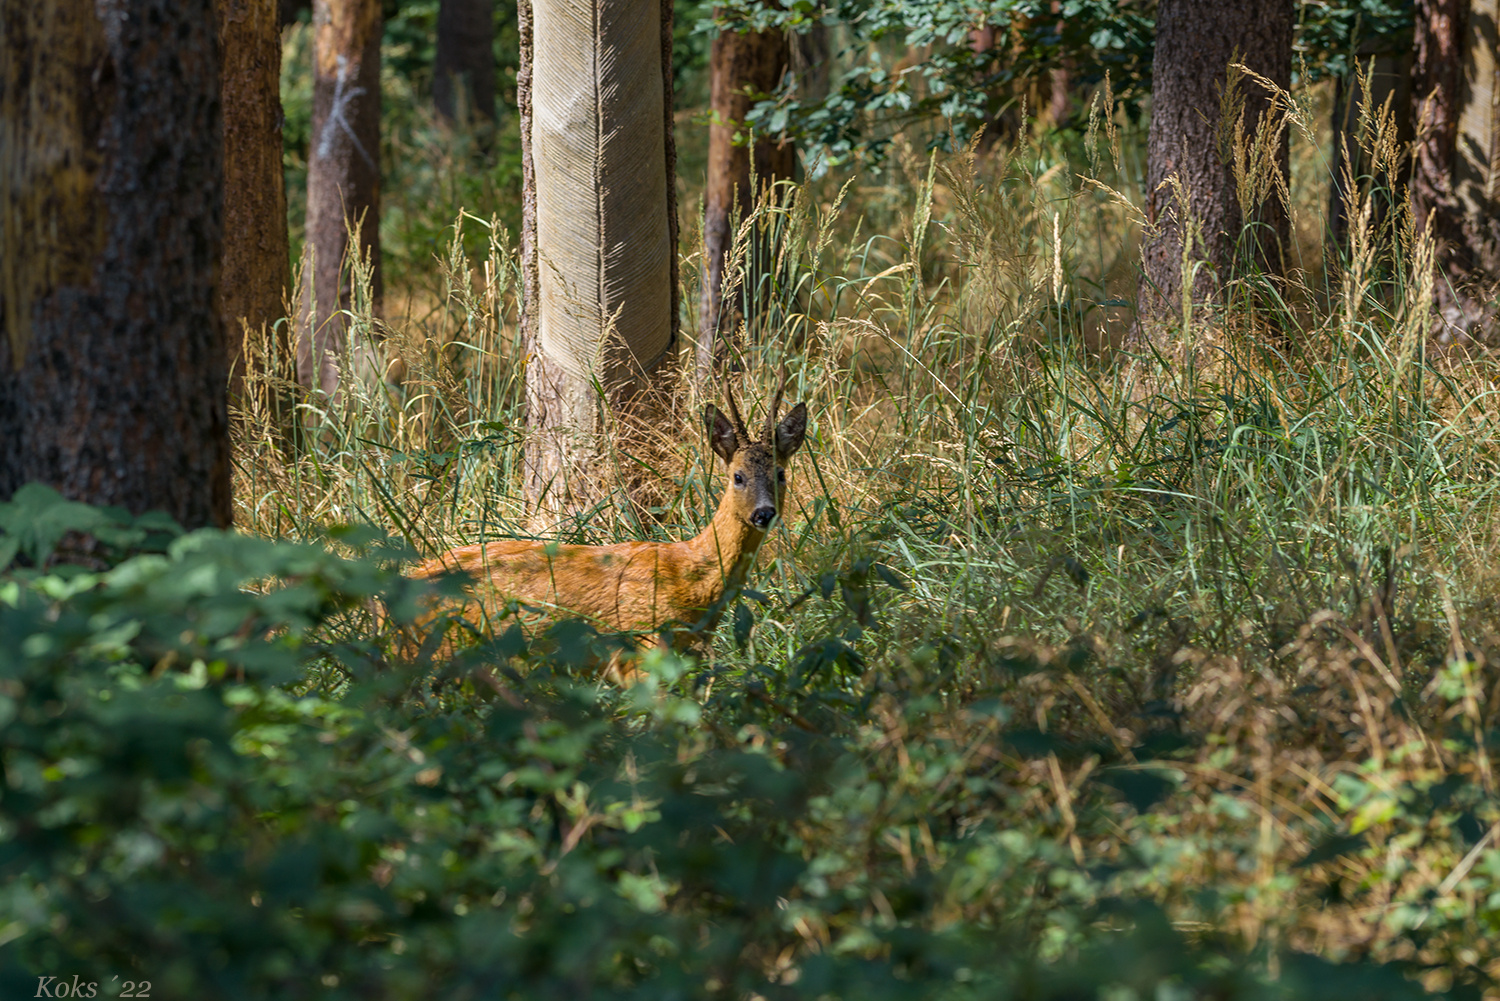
left=0, top=486, right=1487, bottom=999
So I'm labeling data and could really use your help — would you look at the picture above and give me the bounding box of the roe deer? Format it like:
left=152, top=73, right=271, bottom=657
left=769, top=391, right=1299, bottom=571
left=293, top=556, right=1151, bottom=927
left=408, top=378, right=808, bottom=666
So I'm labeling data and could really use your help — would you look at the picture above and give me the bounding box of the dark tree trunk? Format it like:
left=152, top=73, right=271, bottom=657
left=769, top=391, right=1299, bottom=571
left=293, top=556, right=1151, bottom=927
left=697, top=14, right=794, bottom=385
left=0, top=0, right=232, bottom=529
left=297, top=0, right=382, bottom=397
left=1413, top=0, right=1500, bottom=337
left=217, top=0, right=293, bottom=411
left=1136, top=0, right=1293, bottom=329
left=519, top=0, right=679, bottom=514
left=435, top=0, right=496, bottom=126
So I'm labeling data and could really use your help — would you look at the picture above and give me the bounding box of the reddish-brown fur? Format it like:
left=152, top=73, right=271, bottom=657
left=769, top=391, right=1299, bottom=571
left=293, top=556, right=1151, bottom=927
left=408, top=383, right=808, bottom=664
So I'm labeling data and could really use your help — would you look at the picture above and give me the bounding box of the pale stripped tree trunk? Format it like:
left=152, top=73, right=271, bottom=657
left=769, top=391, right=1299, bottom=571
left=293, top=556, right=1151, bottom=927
left=0, top=0, right=232, bottom=529
left=697, top=14, right=794, bottom=386
left=297, top=0, right=382, bottom=398
left=1135, top=0, right=1292, bottom=331
left=217, top=0, right=292, bottom=414
left=518, top=0, right=678, bottom=514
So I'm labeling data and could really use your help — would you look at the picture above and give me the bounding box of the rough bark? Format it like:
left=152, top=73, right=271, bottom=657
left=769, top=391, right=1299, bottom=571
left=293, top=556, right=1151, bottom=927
left=1136, top=0, right=1293, bottom=328
left=217, top=0, right=292, bottom=410
left=519, top=0, right=679, bottom=514
left=697, top=14, right=794, bottom=385
left=1413, top=0, right=1500, bottom=337
left=435, top=0, right=496, bottom=126
left=297, top=0, right=382, bottom=397
left=0, top=0, right=232, bottom=529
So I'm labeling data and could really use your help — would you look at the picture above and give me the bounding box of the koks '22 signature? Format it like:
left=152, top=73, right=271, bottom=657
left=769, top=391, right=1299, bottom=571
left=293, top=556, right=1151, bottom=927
left=34, top=975, right=152, bottom=997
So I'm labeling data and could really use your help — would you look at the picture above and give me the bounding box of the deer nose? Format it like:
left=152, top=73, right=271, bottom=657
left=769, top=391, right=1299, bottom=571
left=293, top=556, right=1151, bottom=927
left=750, top=506, right=776, bottom=529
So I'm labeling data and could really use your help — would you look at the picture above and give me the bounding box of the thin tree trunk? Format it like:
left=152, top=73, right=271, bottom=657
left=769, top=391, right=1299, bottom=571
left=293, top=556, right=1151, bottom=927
left=1414, top=0, right=1500, bottom=338
left=1047, top=66, right=1070, bottom=125
left=519, top=0, right=679, bottom=515
left=697, top=15, right=794, bottom=386
left=1136, top=0, right=1292, bottom=330
left=0, top=0, right=231, bottom=529
left=297, top=0, right=382, bottom=397
left=1046, top=1, right=1070, bottom=125
left=967, top=21, right=1039, bottom=146
left=217, top=0, right=293, bottom=413
left=435, top=0, right=496, bottom=127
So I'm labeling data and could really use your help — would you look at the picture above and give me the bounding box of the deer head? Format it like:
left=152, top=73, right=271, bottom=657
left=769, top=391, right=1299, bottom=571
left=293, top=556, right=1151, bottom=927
left=705, top=374, right=808, bottom=531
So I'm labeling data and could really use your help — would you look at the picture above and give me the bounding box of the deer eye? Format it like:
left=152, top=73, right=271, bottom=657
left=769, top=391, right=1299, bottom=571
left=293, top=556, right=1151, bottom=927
left=777, top=469, right=786, bottom=482
left=733, top=472, right=744, bottom=487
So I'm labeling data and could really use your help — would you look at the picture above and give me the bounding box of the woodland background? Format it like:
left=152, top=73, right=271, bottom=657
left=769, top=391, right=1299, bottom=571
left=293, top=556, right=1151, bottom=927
left=3, top=1, right=1500, bottom=998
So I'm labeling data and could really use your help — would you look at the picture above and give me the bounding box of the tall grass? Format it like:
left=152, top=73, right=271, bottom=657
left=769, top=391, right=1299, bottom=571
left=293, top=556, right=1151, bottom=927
left=237, top=70, right=1500, bottom=983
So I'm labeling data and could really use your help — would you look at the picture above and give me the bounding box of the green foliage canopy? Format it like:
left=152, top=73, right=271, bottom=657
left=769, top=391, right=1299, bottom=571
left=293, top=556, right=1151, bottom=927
left=702, top=0, right=1412, bottom=172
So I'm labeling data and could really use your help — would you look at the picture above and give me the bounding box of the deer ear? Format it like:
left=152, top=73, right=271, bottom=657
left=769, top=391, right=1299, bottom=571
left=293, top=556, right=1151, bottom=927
left=775, top=403, right=808, bottom=460
left=706, top=404, right=738, bottom=463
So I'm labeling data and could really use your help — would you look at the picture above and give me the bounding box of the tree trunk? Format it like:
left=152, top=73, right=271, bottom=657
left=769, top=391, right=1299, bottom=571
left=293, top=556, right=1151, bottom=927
left=297, top=0, right=382, bottom=397
left=435, top=0, right=496, bottom=127
left=518, top=0, right=678, bottom=514
left=1047, top=65, right=1070, bottom=125
left=1414, top=0, right=1500, bottom=338
left=1136, top=0, right=1293, bottom=329
left=1046, top=2, right=1070, bottom=126
left=217, top=0, right=292, bottom=412
left=697, top=15, right=794, bottom=385
left=0, top=0, right=232, bottom=529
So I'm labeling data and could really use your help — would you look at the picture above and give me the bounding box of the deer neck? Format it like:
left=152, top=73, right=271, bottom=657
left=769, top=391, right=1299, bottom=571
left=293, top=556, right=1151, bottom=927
left=685, top=489, right=767, bottom=598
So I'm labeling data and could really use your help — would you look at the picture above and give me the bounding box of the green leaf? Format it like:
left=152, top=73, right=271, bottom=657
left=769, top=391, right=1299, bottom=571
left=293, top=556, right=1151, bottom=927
left=872, top=562, right=908, bottom=591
